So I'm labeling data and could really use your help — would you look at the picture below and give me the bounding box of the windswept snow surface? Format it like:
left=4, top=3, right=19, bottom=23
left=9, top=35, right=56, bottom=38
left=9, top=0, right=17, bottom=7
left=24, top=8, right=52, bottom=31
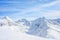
left=0, top=26, right=55, bottom=40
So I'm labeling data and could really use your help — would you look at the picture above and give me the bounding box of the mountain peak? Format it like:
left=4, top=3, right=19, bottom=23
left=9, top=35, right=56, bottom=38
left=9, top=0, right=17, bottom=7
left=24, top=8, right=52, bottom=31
left=2, top=16, right=14, bottom=22
left=3, top=16, right=11, bottom=19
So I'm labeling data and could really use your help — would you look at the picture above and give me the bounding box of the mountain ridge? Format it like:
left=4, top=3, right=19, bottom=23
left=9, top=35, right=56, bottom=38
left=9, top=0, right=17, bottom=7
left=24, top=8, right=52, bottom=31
left=0, top=16, right=60, bottom=40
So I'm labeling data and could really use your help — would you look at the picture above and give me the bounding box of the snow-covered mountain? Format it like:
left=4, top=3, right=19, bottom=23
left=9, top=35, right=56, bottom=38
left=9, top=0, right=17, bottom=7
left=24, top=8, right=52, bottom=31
left=16, top=19, right=30, bottom=26
left=0, top=16, right=60, bottom=40
left=27, top=17, right=49, bottom=37
left=48, top=18, right=60, bottom=25
left=0, top=16, right=29, bottom=33
left=27, top=17, right=60, bottom=40
left=0, top=16, right=19, bottom=26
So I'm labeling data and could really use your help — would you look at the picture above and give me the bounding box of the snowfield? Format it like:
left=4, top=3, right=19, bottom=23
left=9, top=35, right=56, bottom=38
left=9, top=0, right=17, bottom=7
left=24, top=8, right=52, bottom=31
left=0, top=26, right=55, bottom=40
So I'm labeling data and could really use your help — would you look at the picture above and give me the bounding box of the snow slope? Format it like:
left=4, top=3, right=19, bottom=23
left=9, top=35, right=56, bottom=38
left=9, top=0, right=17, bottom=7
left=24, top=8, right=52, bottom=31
left=0, top=16, right=29, bottom=33
left=27, top=17, right=60, bottom=40
left=0, top=26, right=55, bottom=40
left=47, top=21, right=60, bottom=40
left=27, top=17, right=49, bottom=37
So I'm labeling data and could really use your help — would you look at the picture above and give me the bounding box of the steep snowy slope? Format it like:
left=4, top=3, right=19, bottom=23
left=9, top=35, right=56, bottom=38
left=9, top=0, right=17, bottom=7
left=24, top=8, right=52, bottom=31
left=49, top=18, right=60, bottom=25
left=27, top=17, right=49, bottom=37
left=0, top=16, right=16, bottom=26
left=47, top=21, right=60, bottom=40
left=0, top=16, right=29, bottom=33
left=16, top=19, right=30, bottom=26
left=54, top=18, right=60, bottom=24
left=27, top=17, right=60, bottom=40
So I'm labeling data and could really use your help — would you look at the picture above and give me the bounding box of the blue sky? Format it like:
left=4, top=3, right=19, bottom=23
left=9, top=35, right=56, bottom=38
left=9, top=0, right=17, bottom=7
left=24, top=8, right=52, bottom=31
left=0, top=0, right=60, bottom=21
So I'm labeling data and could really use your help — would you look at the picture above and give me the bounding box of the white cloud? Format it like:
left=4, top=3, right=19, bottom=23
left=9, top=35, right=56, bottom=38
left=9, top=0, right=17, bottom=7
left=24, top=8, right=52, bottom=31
left=0, top=0, right=59, bottom=13
left=0, top=0, right=60, bottom=20
left=42, top=10, right=60, bottom=19
left=20, top=0, right=60, bottom=14
left=12, top=0, right=60, bottom=20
